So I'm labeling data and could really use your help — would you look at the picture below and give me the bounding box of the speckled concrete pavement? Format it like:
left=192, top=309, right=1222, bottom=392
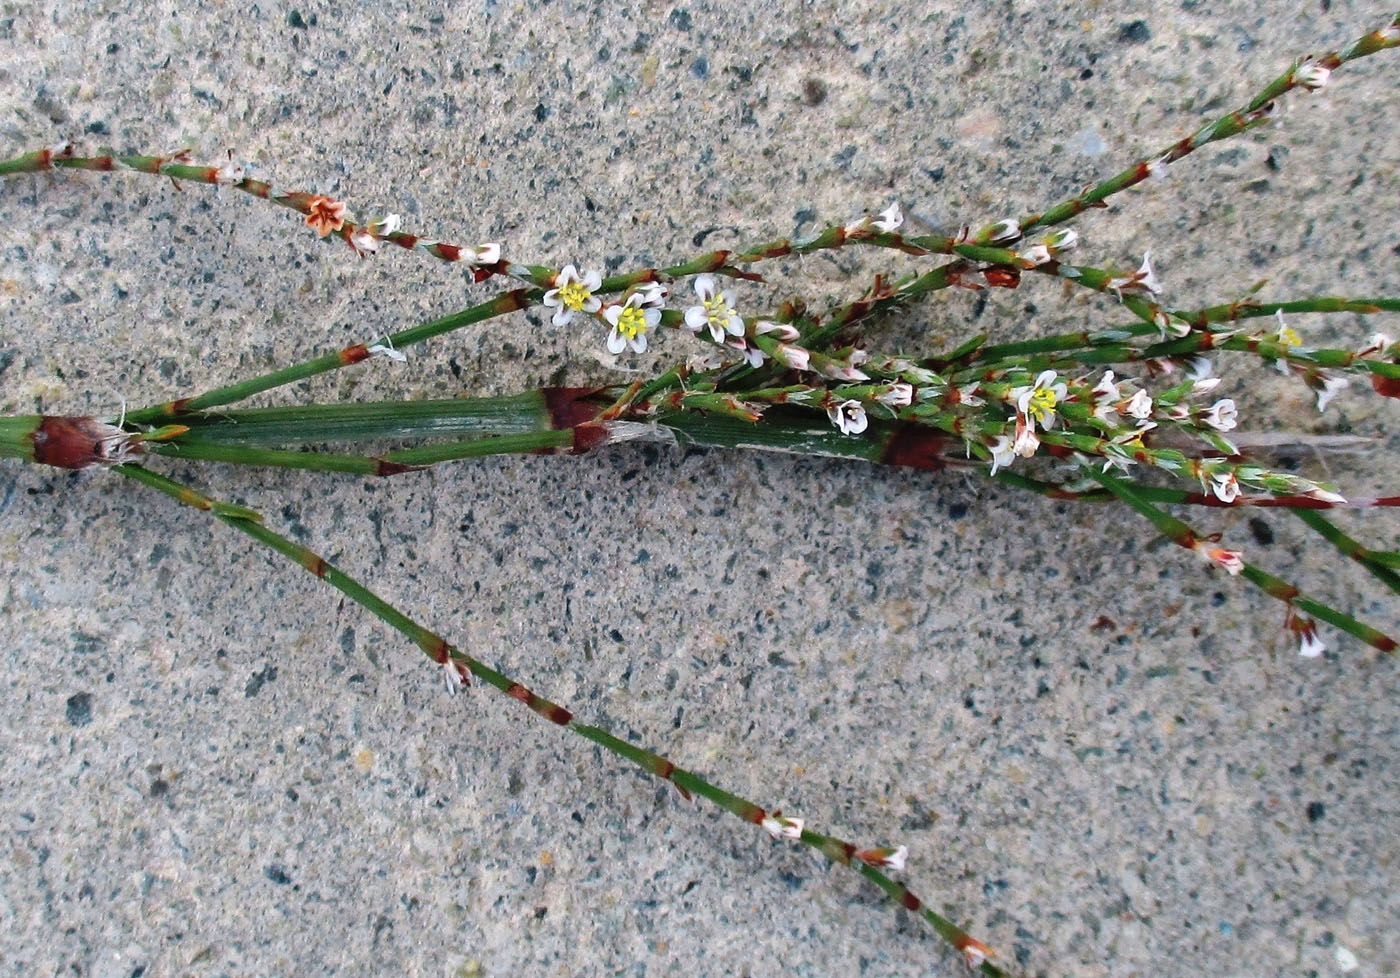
left=1, top=3, right=1398, bottom=977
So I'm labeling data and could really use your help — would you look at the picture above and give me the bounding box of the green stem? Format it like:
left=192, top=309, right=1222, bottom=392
left=115, top=462, right=1008, bottom=976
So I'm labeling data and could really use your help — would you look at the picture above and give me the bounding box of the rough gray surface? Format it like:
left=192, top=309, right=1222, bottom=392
left=1, top=2, right=1399, bottom=977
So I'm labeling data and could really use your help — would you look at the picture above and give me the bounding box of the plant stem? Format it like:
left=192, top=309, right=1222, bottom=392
left=115, top=462, right=1009, bottom=976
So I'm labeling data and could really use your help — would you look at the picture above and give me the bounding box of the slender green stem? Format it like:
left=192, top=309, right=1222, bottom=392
left=1290, top=509, right=1400, bottom=595
left=115, top=462, right=1008, bottom=976
left=1088, top=469, right=1398, bottom=653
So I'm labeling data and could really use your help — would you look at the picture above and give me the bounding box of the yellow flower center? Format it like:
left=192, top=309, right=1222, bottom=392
left=559, top=281, right=592, bottom=311
left=1277, top=326, right=1302, bottom=348
left=703, top=296, right=734, bottom=329
left=616, top=305, right=648, bottom=340
left=1027, top=387, right=1057, bottom=423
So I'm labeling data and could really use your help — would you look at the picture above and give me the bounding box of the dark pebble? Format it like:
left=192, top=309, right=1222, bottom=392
left=65, top=692, right=92, bottom=727
left=1118, top=21, right=1151, bottom=44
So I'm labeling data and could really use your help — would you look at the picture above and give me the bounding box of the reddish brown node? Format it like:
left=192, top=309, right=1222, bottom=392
left=339, top=343, right=371, bottom=365
left=507, top=683, right=532, bottom=705
left=30, top=416, right=131, bottom=470
left=436, top=243, right=462, bottom=262
left=900, top=890, right=922, bottom=911
left=880, top=425, right=948, bottom=471
left=1371, top=372, right=1400, bottom=399
left=983, top=267, right=1021, bottom=289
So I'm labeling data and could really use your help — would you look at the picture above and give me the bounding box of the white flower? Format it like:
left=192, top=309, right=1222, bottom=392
left=1018, top=243, right=1052, bottom=266
left=984, top=218, right=1021, bottom=244
left=473, top=242, right=502, bottom=264
left=1153, top=309, right=1192, bottom=339
left=1297, top=624, right=1326, bottom=658
left=876, top=382, right=914, bottom=408
left=754, top=319, right=800, bottom=341
left=542, top=264, right=603, bottom=327
left=828, top=399, right=868, bottom=436
left=350, top=227, right=382, bottom=256
left=1197, top=544, right=1244, bottom=576
left=1359, top=332, right=1394, bottom=358
left=1209, top=470, right=1241, bottom=504
left=1106, top=251, right=1162, bottom=297
left=684, top=274, right=745, bottom=343
left=956, top=383, right=985, bottom=407
left=1314, top=372, right=1348, bottom=412
left=760, top=814, right=804, bottom=840
left=1145, top=155, right=1171, bottom=180
left=1191, top=376, right=1222, bottom=395
left=1201, top=398, right=1237, bottom=431
left=215, top=159, right=246, bottom=185
left=1011, top=370, right=1067, bottom=431
left=957, top=938, right=995, bottom=971
left=857, top=845, right=908, bottom=871
left=603, top=293, right=660, bottom=355
left=872, top=202, right=903, bottom=232
left=375, top=213, right=403, bottom=236
left=987, top=435, right=1016, bottom=475
left=1125, top=389, right=1154, bottom=421
left=442, top=657, right=469, bottom=694
left=1296, top=58, right=1331, bottom=91
left=1184, top=355, right=1215, bottom=381
left=1043, top=227, right=1078, bottom=253
left=774, top=343, right=812, bottom=371
left=367, top=338, right=407, bottom=362
left=1093, top=370, right=1120, bottom=401
left=634, top=281, right=669, bottom=308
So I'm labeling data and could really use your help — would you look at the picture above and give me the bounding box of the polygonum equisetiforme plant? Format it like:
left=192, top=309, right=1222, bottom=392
left=2, top=12, right=1400, bottom=977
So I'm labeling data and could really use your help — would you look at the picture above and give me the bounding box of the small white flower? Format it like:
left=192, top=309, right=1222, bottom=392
left=760, top=814, right=804, bottom=840
left=1011, top=370, right=1067, bottom=431
left=1197, top=544, right=1244, bottom=576
left=1184, top=355, right=1215, bottom=381
left=542, top=264, right=603, bottom=327
left=442, top=657, right=469, bottom=694
left=1017, top=243, right=1052, bottom=266
left=984, top=218, right=1021, bottom=244
left=876, top=382, right=914, bottom=408
left=956, top=383, right=985, bottom=407
left=473, top=242, right=502, bottom=264
left=1107, top=252, right=1162, bottom=297
left=872, top=202, right=903, bottom=233
left=367, top=337, right=407, bottom=362
left=857, top=845, right=908, bottom=871
left=1209, top=470, right=1241, bottom=504
left=1043, top=227, right=1078, bottom=253
left=375, top=213, right=403, bottom=236
left=957, top=938, right=995, bottom=972
left=1152, top=309, right=1192, bottom=339
left=603, top=293, right=661, bottom=355
left=634, top=281, right=669, bottom=308
left=754, top=319, right=800, bottom=341
left=1201, top=398, right=1237, bottom=431
left=684, top=274, right=745, bottom=344
left=1296, top=58, right=1331, bottom=91
left=820, top=358, right=870, bottom=382
left=1093, top=370, right=1120, bottom=401
left=828, top=399, right=868, bottom=436
left=1314, top=372, right=1348, bottom=412
left=774, top=343, right=812, bottom=371
left=1191, top=376, right=1222, bottom=395
left=1297, top=624, right=1326, bottom=659
left=987, top=435, right=1016, bottom=475
left=350, top=227, right=382, bottom=256
left=215, top=159, right=246, bottom=185
left=1359, top=332, right=1394, bottom=358
left=1125, top=389, right=1154, bottom=421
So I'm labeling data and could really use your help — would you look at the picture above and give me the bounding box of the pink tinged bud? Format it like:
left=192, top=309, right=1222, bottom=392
left=957, top=937, right=995, bottom=971
left=776, top=344, right=811, bottom=371
left=1012, top=417, right=1040, bottom=458
left=754, top=319, right=800, bottom=341
left=1191, top=377, right=1222, bottom=394
left=1304, top=484, right=1347, bottom=505
left=877, top=382, right=914, bottom=408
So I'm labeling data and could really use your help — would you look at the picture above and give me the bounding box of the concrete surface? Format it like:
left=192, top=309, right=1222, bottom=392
left=1, top=2, right=1398, bottom=976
